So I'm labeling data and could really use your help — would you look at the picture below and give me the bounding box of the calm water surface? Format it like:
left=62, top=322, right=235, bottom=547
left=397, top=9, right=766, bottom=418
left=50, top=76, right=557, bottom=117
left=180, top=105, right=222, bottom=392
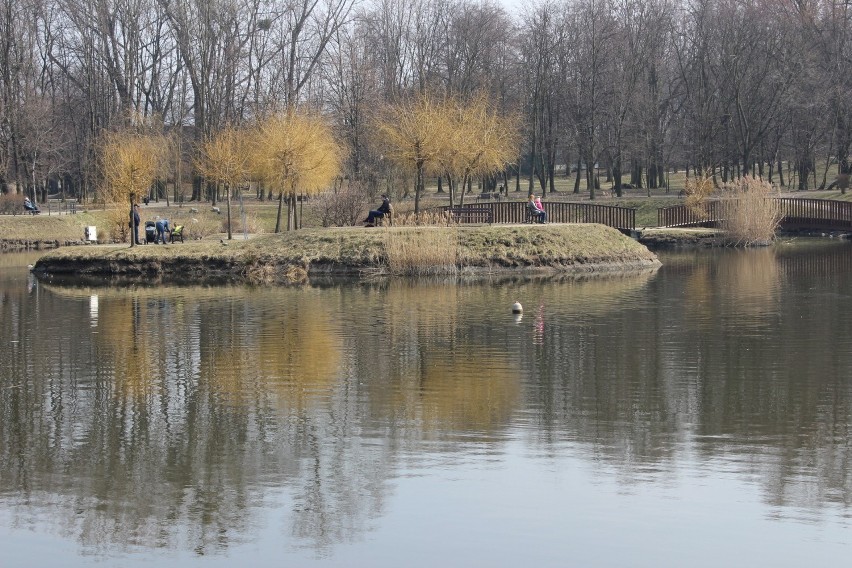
left=1, top=242, right=851, bottom=567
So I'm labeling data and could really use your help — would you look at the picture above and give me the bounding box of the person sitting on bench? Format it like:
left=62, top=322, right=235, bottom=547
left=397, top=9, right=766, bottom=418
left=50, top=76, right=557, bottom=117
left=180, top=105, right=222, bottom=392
left=170, top=224, right=185, bottom=243
left=364, top=194, right=391, bottom=226
left=23, top=196, right=40, bottom=215
left=527, top=194, right=546, bottom=223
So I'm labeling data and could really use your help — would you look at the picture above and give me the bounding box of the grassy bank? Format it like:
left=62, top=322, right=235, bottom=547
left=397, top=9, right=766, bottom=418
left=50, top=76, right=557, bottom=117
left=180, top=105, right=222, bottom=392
left=34, top=224, right=660, bottom=283
left=638, top=227, right=724, bottom=248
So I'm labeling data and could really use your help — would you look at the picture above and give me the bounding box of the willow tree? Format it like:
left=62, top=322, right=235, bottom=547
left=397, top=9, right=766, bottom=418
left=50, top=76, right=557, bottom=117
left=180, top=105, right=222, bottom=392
left=251, top=110, right=343, bottom=232
left=99, top=130, right=169, bottom=247
left=196, top=126, right=251, bottom=240
left=439, top=95, right=520, bottom=207
left=374, top=95, right=444, bottom=215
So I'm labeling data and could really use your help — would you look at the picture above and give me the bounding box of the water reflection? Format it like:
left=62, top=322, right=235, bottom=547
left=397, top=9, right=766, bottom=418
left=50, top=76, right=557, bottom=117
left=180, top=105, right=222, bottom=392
left=1, top=243, right=852, bottom=563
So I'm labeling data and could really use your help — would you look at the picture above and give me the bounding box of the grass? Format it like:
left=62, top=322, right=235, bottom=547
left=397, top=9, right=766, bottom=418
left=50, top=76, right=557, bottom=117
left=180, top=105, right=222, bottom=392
left=33, top=224, right=660, bottom=283
left=0, top=212, right=107, bottom=243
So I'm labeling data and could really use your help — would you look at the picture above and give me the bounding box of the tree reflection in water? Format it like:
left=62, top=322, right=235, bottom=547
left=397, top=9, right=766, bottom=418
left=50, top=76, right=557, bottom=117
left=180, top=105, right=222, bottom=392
left=1, top=243, right=852, bottom=560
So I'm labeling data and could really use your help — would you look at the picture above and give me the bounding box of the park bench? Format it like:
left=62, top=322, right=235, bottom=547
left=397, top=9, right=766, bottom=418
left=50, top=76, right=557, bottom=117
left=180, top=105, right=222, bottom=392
left=525, top=206, right=546, bottom=223
left=475, top=192, right=502, bottom=202
left=47, top=198, right=77, bottom=215
left=447, top=207, right=493, bottom=224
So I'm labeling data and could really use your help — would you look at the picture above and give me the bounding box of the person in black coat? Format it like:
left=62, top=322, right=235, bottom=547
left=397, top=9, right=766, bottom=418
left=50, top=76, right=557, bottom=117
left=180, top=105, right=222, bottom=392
left=364, top=194, right=391, bottom=226
left=131, top=204, right=141, bottom=244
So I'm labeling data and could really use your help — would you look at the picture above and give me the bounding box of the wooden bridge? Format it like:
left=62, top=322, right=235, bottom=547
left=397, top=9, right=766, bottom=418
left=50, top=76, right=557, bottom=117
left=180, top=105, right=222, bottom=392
left=657, top=198, right=852, bottom=231
left=439, top=201, right=636, bottom=232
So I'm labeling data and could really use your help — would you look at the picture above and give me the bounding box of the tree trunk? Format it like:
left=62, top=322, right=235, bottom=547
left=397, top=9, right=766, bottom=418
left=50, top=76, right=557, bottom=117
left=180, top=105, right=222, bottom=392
left=226, top=184, right=232, bottom=240
left=547, top=160, right=555, bottom=193
left=414, top=162, right=423, bottom=215
left=573, top=158, right=582, bottom=194
left=275, top=191, right=284, bottom=233
left=613, top=157, right=623, bottom=197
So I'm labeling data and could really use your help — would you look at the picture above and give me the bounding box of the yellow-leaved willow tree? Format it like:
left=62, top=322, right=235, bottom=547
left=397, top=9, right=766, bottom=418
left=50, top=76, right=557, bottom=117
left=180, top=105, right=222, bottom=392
left=251, top=109, right=343, bottom=232
left=373, top=96, right=443, bottom=215
left=196, top=126, right=252, bottom=240
left=440, top=95, right=520, bottom=207
left=99, top=129, right=169, bottom=247
left=375, top=93, right=519, bottom=213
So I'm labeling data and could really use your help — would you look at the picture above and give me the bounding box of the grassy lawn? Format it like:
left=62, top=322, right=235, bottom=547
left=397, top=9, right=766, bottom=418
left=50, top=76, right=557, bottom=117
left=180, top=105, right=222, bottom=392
left=0, top=212, right=108, bottom=242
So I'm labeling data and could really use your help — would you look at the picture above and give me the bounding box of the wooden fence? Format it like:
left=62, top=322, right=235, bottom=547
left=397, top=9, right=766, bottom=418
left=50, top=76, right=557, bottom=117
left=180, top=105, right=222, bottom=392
left=440, top=201, right=636, bottom=231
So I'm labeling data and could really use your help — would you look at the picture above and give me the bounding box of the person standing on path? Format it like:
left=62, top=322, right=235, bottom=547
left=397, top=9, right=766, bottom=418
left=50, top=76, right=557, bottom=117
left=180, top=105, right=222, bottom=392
left=131, top=204, right=141, bottom=245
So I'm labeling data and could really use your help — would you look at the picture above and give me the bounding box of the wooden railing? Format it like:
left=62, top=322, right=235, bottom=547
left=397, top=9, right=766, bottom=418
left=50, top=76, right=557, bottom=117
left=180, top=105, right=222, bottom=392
left=776, top=198, right=852, bottom=230
left=658, top=198, right=852, bottom=231
left=440, top=201, right=636, bottom=231
left=658, top=201, right=723, bottom=227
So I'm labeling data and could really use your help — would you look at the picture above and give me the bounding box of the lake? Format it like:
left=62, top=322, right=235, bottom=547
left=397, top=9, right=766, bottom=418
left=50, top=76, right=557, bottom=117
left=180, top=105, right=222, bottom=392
left=1, top=240, right=851, bottom=567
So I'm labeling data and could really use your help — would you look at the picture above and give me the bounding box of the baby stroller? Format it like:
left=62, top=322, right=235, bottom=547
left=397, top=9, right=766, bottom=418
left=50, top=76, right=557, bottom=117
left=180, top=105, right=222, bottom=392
left=145, top=221, right=157, bottom=244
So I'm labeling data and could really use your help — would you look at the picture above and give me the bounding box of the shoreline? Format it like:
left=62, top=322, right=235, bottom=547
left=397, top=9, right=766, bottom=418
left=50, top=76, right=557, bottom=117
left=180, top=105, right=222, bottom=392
left=637, top=227, right=852, bottom=249
left=33, top=224, right=661, bottom=284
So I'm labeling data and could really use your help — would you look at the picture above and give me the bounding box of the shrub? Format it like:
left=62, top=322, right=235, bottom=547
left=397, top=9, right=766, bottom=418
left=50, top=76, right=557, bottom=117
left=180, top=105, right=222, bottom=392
left=105, top=208, right=131, bottom=243
left=719, top=177, right=781, bottom=246
left=0, top=193, right=25, bottom=215
left=315, top=182, right=370, bottom=227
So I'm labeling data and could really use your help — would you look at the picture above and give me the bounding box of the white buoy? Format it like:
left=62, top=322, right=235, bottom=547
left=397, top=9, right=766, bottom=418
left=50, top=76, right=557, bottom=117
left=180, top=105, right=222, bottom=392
left=512, top=301, right=523, bottom=314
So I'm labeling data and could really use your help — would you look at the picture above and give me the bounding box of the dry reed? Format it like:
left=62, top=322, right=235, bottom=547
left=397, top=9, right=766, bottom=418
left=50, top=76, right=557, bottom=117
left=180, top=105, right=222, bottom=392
left=383, top=227, right=460, bottom=275
left=390, top=210, right=456, bottom=227
left=719, top=177, right=781, bottom=246
left=683, top=172, right=715, bottom=221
